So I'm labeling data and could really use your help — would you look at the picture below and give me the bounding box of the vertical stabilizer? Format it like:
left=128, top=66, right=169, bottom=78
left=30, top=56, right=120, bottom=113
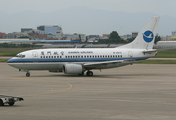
left=118, top=17, right=160, bottom=49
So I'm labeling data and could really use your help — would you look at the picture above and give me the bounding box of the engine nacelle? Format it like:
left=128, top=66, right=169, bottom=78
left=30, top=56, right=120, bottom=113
left=63, top=64, right=83, bottom=74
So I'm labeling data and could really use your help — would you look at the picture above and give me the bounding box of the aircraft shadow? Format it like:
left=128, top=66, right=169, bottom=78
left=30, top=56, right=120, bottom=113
left=16, top=73, right=164, bottom=79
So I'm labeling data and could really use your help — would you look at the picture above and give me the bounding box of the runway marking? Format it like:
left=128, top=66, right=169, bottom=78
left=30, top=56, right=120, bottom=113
left=37, top=82, right=72, bottom=95
left=6, top=77, right=73, bottom=97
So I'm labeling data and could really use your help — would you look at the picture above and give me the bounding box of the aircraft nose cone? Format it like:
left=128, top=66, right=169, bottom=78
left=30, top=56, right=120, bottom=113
left=7, top=59, right=15, bottom=67
left=7, top=59, right=12, bottom=63
left=6, top=58, right=19, bottom=69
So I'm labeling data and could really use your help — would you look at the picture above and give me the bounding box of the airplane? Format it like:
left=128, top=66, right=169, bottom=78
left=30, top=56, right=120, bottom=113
left=7, top=17, right=160, bottom=77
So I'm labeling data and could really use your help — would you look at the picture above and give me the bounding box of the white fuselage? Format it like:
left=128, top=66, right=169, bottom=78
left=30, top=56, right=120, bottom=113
left=7, top=48, right=155, bottom=71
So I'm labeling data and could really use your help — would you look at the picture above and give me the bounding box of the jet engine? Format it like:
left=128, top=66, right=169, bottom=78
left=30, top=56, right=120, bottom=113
left=63, top=64, right=83, bottom=74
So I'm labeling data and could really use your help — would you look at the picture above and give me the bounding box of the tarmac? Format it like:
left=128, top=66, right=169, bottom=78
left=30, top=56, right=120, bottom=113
left=1, top=63, right=176, bottom=120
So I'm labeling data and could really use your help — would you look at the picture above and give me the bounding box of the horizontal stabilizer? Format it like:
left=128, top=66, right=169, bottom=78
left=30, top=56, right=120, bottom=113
left=142, top=49, right=157, bottom=54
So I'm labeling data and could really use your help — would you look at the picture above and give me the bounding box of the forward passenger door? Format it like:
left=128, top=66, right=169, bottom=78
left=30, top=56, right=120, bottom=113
left=32, top=51, right=38, bottom=62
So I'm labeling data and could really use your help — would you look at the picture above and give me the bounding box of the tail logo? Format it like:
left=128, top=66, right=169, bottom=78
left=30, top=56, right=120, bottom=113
left=143, top=30, right=154, bottom=43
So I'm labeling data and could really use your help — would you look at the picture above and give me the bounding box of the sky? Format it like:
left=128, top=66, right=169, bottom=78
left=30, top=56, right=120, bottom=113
left=0, top=0, right=176, bottom=18
left=0, top=0, right=176, bottom=35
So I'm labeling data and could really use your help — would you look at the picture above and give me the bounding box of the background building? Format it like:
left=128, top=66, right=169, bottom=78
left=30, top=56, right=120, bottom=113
left=3, top=33, right=17, bottom=39
left=28, top=31, right=47, bottom=40
left=55, top=27, right=63, bottom=40
left=0, top=33, right=6, bottom=39
left=170, top=37, right=176, bottom=41
left=37, top=25, right=59, bottom=35
left=3, top=32, right=28, bottom=39
left=120, top=34, right=132, bottom=40
left=132, top=32, right=138, bottom=38
left=87, top=35, right=100, bottom=42
left=21, top=28, right=33, bottom=33
left=161, top=36, right=171, bottom=41
left=101, top=34, right=110, bottom=39
left=64, top=33, right=86, bottom=42
left=172, top=30, right=176, bottom=36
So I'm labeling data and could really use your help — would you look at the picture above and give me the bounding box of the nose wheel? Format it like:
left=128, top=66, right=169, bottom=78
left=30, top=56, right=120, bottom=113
left=26, top=72, right=30, bottom=77
left=86, top=71, right=93, bottom=76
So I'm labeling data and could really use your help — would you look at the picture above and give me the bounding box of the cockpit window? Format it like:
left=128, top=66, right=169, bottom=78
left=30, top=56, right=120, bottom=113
left=15, top=54, right=25, bottom=58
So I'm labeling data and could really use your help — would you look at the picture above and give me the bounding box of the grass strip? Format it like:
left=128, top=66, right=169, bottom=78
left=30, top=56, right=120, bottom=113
left=0, top=50, right=25, bottom=56
left=154, top=53, right=176, bottom=58
left=0, top=59, right=8, bottom=62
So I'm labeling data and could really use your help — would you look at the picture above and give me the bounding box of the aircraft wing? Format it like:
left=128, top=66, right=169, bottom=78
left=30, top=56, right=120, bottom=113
left=83, top=60, right=124, bottom=68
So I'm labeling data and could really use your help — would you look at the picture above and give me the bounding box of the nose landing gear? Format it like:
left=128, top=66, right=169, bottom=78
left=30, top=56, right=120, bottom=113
left=19, top=69, right=30, bottom=77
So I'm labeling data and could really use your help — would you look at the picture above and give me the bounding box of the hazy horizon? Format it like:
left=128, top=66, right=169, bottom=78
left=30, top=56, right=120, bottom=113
left=0, top=0, right=176, bottom=36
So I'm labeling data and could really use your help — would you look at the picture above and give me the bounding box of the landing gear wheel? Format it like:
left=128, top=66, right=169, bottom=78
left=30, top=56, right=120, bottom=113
left=8, top=99, right=15, bottom=106
left=26, top=72, right=30, bottom=77
left=86, top=71, right=93, bottom=76
left=0, top=99, right=4, bottom=106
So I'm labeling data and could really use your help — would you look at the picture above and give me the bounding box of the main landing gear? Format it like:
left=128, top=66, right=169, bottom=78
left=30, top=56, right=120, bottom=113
left=86, top=71, right=93, bottom=76
left=26, top=72, right=30, bottom=77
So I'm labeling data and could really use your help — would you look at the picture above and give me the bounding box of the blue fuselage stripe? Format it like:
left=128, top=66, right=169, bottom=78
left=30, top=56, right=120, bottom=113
left=7, top=57, right=149, bottom=63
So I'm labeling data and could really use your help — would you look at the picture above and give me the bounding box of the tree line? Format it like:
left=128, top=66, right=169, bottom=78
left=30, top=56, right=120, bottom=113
left=98, top=31, right=161, bottom=44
